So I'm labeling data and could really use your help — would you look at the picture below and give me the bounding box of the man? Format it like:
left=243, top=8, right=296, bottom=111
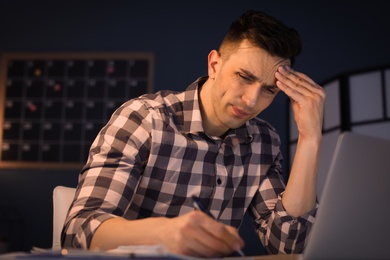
left=62, top=10, right=325, bottom=257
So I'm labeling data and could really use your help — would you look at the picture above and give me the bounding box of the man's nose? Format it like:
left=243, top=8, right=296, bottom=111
left=242, top=86, right=260, bottom=108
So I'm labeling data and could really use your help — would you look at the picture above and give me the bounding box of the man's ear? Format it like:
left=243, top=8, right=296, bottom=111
left=207, top=50, right=221, bottom=79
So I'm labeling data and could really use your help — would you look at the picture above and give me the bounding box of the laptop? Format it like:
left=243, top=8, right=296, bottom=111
left=302, top=131, right=390, bottom=259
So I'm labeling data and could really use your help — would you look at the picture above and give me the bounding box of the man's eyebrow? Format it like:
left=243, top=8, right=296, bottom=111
left=239, top=69, right=278, bottom=89
left=239, top=69, right=259, bottom=81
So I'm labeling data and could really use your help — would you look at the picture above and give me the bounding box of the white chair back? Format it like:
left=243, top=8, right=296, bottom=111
left=52, top=186, right=76, bottom=250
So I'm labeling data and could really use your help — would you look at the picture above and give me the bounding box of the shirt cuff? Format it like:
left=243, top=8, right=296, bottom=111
left=274, top=194, right=318, bottom=225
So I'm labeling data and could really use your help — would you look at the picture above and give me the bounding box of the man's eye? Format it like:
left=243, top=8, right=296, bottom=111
left=264, top=87, right=276, bottom=95
left=237, top=72, right=251, bottom=82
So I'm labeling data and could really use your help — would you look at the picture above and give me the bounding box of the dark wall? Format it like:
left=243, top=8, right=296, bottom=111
left=0, top=0, right=390, bottom=253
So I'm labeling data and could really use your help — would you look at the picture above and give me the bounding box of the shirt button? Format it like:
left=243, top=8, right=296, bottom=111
left=217, top=178, right=222, bottom=185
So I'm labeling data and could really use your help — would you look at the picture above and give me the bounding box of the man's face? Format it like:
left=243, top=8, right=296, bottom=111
left=206, top=40, right=290, bottom=133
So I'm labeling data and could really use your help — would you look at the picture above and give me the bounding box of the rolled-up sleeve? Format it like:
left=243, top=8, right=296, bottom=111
left=263, top=196, right=317, bottom=254
left=62, top=101, right=152, bottom=249
left=249, top=151, right=318, bottom=254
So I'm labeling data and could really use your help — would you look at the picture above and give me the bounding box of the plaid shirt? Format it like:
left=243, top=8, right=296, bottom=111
left=62, top=77, right=317, bottom=254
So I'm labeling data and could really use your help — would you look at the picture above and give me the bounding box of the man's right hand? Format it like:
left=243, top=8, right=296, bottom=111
left=157, top=210, right=244, bottom=257
left=90, top=210, right=244, bottom=258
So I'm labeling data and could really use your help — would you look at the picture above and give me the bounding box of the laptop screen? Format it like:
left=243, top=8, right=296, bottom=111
left=303, top=132, right=390, bottom=260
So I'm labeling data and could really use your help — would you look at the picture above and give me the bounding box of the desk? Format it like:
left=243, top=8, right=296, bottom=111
left=0, top=252, right=301, bottom=260
left=0, top=246, right=301, bottom=260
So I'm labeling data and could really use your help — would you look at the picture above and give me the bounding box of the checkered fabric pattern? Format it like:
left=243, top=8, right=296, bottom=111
left=62, top=77, right=317, bottom=254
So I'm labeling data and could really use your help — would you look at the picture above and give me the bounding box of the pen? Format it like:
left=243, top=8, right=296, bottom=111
left=191, top=195, right=245, bottom=257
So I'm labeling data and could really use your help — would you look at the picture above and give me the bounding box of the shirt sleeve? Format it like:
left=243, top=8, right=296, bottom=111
left=248, top=150, right=318, bottom=254
left=62, top=101, right=152, bottom=249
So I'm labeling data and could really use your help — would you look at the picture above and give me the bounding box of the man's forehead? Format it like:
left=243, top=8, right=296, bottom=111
left=234, top=40, right=291, bottom=65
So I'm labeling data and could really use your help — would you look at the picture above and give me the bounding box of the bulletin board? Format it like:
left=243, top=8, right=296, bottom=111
left=0, top=52, right=154, bottom=169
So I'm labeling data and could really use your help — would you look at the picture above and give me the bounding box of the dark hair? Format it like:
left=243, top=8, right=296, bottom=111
left=219, top=10, right=302, bottom=66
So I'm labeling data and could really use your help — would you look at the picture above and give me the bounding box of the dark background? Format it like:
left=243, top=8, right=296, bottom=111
left=0, top=0, right=389, bottom=255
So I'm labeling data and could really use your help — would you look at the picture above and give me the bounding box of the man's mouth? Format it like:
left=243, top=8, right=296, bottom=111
left=232, top=106, right=251, bottom=118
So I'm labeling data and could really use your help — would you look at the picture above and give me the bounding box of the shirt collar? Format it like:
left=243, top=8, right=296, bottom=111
left=179, top=76, right=206, bottom=134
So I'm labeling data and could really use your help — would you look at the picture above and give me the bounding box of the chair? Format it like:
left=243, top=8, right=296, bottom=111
left=52, top=185, right=76, bottom=250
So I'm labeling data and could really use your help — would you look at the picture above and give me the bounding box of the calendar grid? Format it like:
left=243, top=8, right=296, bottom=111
left=0, top=53, right=154, bottom=169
